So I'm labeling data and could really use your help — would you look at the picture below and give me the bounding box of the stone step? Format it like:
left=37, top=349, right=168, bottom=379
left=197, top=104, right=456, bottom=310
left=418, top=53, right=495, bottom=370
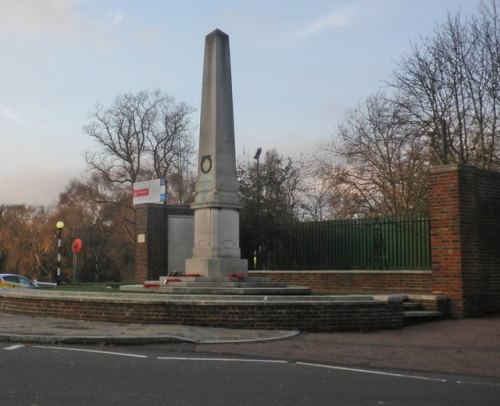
left=154, top=286, right=312, bottom=295
left=170, top=281, right=288, bottom=288
left=403, top=302, right=422, bottom=310
left=403, top=310, right=441, bottom=325
left=159, top=276, right=275, bottom=284
left=156, top=276, right=287, bottom=288
left=144, top=276, right=311, bottom=295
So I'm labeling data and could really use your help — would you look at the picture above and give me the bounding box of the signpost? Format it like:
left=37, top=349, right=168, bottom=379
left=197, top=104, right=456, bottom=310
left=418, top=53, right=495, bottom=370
left=133, top=178, right=167, bottom=205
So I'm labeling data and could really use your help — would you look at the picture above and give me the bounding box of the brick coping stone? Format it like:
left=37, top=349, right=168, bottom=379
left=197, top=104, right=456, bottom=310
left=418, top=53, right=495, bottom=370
left=0, top=290, right=446, bottom=306
left=0, top=289, right=398, bottom=305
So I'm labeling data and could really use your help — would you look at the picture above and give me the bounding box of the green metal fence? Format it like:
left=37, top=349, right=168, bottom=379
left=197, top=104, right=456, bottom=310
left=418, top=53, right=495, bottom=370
left=241, top=216, right=431, bottom=270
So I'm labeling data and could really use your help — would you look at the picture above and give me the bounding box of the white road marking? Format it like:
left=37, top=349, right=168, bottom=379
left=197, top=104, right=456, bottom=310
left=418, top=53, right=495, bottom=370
left=456, top=380, right=500, bottom=387
left=157, top=356, right=288, bottom=364
left=26, top=347, right=500, bottom=387
left=3, top=344, right=25, bottom=351
left=33, top=345, right=148, bottom=358
left=296, top=362, right=448, bottom=383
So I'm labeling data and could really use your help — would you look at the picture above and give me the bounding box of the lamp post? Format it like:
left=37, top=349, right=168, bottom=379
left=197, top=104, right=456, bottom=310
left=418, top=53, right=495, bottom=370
left=254, top=148, right=262, bottom=270
left=56, top=221, right=64, bottom=285
left=254, top=147, right=262, bottom=207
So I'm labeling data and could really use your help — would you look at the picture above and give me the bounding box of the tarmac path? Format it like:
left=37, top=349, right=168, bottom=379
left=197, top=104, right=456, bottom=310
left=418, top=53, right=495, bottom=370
left=197, top=315, right=500, bottom=379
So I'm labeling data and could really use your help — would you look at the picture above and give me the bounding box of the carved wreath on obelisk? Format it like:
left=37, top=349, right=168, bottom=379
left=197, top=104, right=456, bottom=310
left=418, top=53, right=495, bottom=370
left=201, top=154, right=213, bottom=173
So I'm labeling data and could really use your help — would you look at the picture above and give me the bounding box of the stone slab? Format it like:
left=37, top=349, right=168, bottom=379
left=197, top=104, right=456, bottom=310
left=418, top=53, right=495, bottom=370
left=403, top=310, right=441, bottom=318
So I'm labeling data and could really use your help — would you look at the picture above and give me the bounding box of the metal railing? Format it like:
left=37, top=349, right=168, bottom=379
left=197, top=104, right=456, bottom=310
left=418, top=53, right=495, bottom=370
left=241, top=216, right=431, bottom=271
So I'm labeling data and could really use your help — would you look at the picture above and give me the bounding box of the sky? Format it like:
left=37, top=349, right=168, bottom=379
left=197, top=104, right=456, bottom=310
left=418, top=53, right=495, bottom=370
left=0, top=0, right=480, bottom=206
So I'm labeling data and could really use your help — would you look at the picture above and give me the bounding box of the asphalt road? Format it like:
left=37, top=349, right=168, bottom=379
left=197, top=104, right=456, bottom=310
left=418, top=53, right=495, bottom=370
left=1, top=343, right=499, bottom=405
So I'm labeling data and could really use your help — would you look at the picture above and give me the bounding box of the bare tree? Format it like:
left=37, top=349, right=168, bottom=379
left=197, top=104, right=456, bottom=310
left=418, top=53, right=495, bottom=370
left=165, top=132, right=197, bottom=204
left=389, top=0, right=500, bottom=169
left=300, top=176, right=333, bottom=221
left=320, top=94, right=430, bottom=217
left=474, top=0, right=500, bottom=167
left=299, top=158, right=335, bottom=221
left=83, top=89, right=196, bottom=201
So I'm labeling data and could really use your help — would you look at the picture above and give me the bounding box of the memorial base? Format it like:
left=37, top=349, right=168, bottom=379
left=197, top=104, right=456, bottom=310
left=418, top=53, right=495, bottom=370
left=185, top=258, right=248, bottom=278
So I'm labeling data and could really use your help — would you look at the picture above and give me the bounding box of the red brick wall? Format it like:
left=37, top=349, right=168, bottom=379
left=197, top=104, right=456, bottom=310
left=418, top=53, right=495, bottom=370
left=0, top=293, right=404, bottom=332
left=249, top=270, right=432, bottom=294
left=429, top=165, right=500, bottom=317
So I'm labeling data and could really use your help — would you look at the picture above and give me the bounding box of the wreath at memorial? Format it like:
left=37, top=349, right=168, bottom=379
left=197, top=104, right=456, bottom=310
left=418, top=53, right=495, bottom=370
left=201, top=154, right=212, bottom=173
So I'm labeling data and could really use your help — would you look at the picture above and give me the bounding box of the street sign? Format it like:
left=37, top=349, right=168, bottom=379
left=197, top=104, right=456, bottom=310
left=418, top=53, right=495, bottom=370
left=133, top=178, right=167, bottom=205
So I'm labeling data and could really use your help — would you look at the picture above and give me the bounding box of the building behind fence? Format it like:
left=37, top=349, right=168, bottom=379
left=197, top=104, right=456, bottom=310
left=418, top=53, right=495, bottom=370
left=241, top=216, right=431, bottom=271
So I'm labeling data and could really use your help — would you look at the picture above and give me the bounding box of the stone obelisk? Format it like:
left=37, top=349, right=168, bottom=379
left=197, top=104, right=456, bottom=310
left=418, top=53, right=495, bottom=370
left=185, top=29, right=248, bottom=278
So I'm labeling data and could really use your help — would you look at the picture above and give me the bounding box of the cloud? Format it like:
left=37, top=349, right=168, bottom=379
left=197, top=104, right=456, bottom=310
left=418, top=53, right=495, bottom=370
left=112, top=14, right=123, bottom=26
left=295, top=6, right=358, bottom=39
left=0, top=1, right=126, bottom=38
left=81, top=11, right=125, bottom=29
left=0, top=0, right=76, bottom=37
left=0, top=1, right=155, bottom=50
left=0, top=108, right=21, bottom=123
left=0, top=165, right=82, bottom=206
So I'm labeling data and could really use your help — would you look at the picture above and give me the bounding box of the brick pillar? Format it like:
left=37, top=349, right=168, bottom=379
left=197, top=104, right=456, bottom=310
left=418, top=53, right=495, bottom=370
left=429, top=164, right=500, bottom=317
left=135, top=204, right=193, bottom=283
left=429, top=165, right=464, bottom=316
left=134, top=204, right=167, bottom=283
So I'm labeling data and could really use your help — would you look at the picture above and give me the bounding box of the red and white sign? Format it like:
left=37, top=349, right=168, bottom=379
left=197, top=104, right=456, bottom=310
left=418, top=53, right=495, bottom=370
left=133, top=188, right=150, bottom=198
left=132, top=178, right=167, bottom=205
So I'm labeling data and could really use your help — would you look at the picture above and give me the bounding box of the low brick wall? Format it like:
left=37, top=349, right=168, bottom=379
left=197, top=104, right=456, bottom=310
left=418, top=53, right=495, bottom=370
left=249, top=270, right=432, bottom=294
left=0, top=291, right=404, bottom=332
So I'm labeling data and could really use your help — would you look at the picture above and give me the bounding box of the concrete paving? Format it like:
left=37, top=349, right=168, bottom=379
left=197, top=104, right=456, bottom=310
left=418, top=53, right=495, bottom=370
left=0, top=311, right=299, bottom=345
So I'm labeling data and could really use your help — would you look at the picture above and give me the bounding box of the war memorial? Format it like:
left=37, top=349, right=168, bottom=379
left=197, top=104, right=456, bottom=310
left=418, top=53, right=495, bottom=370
left=1, top=30, right=499, bottom=331
left=131, top=29, right=310, bottom=295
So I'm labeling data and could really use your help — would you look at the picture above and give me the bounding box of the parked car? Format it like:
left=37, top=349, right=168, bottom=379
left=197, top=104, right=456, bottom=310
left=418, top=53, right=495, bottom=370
left=0, top=274, right=56, bottom=289
left=0, top=273, right=38, bottom=288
